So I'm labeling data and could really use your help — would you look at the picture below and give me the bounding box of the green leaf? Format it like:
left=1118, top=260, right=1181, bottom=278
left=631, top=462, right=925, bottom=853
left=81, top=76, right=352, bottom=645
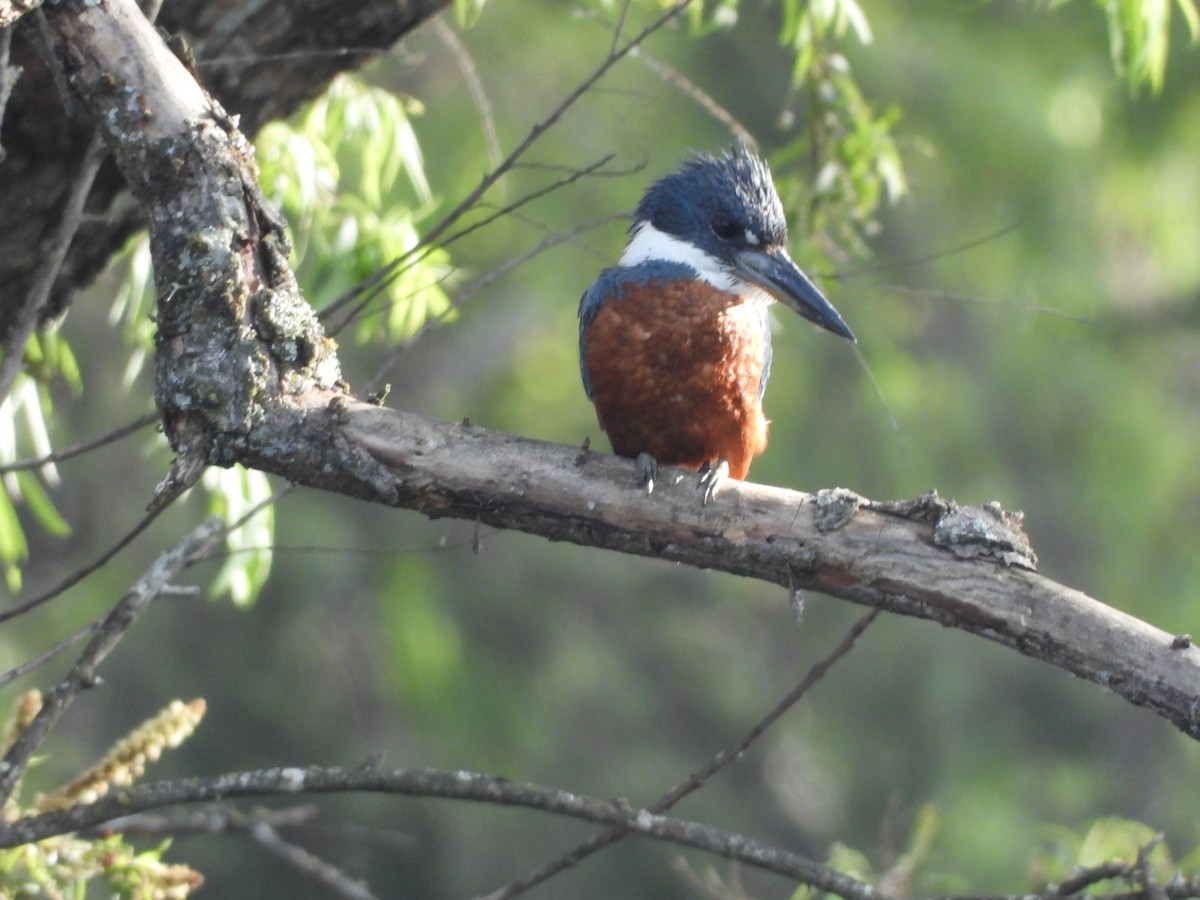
left=0, top=490, right=26, bottom=593
left=781, top=0, right=874, bottom=86
left=1097, top=0, right=1199, bottom=91
left=826, top=842, right=874, bottom=881
left=110, top=233, right=158, bottom=384
left=453, top=0, right=487, bottom=28
left=13, top=472, right=70, bottom=538
left=202, top=466, right=275, bottom=607
left=255, top=72, right=449, bottom=341
left=1077, top=817, right=1170, bottom=874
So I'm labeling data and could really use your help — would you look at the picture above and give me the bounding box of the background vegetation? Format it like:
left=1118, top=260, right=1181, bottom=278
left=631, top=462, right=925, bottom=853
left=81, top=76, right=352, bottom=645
left=3, top=0, right=1200, bottom=895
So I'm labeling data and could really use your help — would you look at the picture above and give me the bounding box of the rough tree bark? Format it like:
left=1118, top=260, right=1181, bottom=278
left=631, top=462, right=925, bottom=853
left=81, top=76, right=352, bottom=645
left=17, top=0, right=1200, bottom=757
left=0, top=0, right=447, bottom=340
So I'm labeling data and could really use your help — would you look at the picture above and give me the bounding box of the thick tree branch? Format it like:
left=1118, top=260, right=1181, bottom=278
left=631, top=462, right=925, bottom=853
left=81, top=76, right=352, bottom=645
left=35, top=0, right=1200, bottom=748
left=37, top=0, right=344, bottom=489
left=342, top=402, right=1200, bottom=742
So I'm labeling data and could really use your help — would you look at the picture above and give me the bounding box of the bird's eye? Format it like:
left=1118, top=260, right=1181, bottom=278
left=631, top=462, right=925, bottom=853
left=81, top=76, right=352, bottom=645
left=711, top=219, right=742, bottom=242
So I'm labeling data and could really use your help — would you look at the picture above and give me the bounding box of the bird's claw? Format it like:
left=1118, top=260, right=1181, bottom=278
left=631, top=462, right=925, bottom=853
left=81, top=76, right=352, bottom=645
left=698, top=459, right=729, bottom=505
left=635, top=452, right=658, bottom=495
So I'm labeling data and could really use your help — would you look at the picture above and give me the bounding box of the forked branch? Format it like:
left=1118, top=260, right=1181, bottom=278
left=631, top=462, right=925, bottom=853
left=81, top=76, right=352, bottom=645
left=30, top=0, right=1200, bottom=746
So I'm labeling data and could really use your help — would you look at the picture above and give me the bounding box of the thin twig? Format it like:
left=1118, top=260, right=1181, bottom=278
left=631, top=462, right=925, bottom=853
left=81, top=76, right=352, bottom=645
left=436, top=154, right=622, bottom=255
left=880, top=284, right=1085, bottom=322
left=0, top=517, right=224, bottom=802
left=195, top=537, right=469, bottom=562
left=419, top=1, right=687, bottom=257
left=0, top=613, right=105, bottom=689
left=363, top=212, right=627, bottom=391
left=482, top=608, right=880, bottom=900
left=0, top=497, right=173, bottom=624
left=96, top=802, right=320, bottom=837
left=608, top=0, right=632, bottom=58
left=319, top=0, right=692, bottom=327
left=1133, top=833, right=1168, bottom=900
left=630, top=45, right=756, bottom=148
left=0, top=133, right=108, bottom=406
left=0, top=463, right=288, bottom=628
left=0, top=412, right=157, bottom=474
left=0, top=578, right=199, bottom=689
left=233, top=808, right=378, bottom=900
left=431, top=17, right=502, bottom=176
left=326, top=153, right=622, bottom=337
left=99, top=803, right=378, bottom=897
left=827, top=221, right=1024, bottom=281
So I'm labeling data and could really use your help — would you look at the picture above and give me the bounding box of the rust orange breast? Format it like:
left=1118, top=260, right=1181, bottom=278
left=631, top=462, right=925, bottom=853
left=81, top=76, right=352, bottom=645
left=582, top=278, right=771, bottom=481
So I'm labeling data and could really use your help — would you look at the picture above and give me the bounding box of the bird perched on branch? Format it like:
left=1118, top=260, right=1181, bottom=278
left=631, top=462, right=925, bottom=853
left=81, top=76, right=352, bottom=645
left=579, top=146, right=855, bottom=500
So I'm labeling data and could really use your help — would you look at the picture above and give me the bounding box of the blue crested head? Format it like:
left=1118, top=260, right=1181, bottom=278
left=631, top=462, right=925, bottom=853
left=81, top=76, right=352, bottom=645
left=628, top=145, right=855, bottom=342
left=633, top=145, right=789, bottom=266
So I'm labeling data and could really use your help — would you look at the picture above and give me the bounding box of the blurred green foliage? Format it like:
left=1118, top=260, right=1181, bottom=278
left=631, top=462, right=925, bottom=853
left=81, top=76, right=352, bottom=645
left=256, top=74, right=454, bottom=344
left=1095, top=0, right=1200, bottom=92
left=0, top=372, right=74, bottom=592
left=4, top=0, right=1200, bottom=896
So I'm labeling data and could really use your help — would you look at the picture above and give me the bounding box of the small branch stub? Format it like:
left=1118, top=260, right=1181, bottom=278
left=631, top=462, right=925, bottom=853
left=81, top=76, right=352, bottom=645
left=932, top=500, right=1037, bottom=569
left=814, top=487, right=1037, bottom=569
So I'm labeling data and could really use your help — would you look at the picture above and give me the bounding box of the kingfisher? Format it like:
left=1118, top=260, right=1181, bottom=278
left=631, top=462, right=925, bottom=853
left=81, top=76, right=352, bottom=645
left=578, top=146, right=855, bottom=500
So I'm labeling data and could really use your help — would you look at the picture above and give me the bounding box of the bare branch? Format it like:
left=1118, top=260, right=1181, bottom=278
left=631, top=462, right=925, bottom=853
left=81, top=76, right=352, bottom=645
left=326, top=402, right=1200, bottom=742
left=18, top=4, right=1200, bottom=897
left=0, top=517, right=223, bottom=801
left=35, top=0, right=1200, bottom=771
left=96, top=803, right=321, bottom=838
left=0, top=495, right=174, bottom=624
left=320, top=0, right=691, bottom=325
left=0, top=765, right=882, bottom=900
left=231, top=809, right=378, bottom=900
left=485, top=609, right=880, bottom=899
left=631, top=45, right=757, bottom=148
left=0, top=612, right=104, bottom=688
left=94, top=802, right=391, bottom=896
left=0, top=412, right=157, bottom=474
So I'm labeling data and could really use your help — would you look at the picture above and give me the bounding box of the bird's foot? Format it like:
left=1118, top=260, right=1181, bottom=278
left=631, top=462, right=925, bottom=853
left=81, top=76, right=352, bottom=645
left=697, top=459, right=729, bottom=505
left=635, top=452, right=659, bottom=495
